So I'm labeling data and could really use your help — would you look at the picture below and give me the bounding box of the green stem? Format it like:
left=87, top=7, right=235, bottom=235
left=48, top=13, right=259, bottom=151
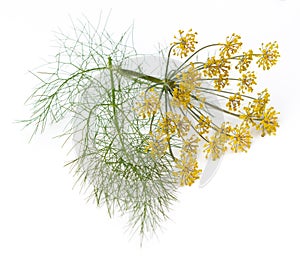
left=199, top=86, right=256, bottom=100
left=204, top=101, right=240, bottom=118
left=109, top=57, right=117, bottom=116
left=229, top=53, right=262, bottom=60
left=116, top=68, right=164, bottom=84
left=108, top=57, right=128, bottom=156
left=165, top=44, right=176, bottom=78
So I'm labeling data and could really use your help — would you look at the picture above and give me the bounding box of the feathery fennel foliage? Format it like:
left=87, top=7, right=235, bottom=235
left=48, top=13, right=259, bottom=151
left=23, top=17, right=178, bottom=243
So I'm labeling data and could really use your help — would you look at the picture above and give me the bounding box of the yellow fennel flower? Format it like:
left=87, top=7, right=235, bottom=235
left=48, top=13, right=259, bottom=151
left=238, top=71, right=257, bottom=93
left=145, top=132, right=168, bottom=158
left=256, top=107, right=280, bottom=137
left=226, top=92, right=243, bottom=112
left=202, top=56, right=231, bottom=78
left=252, top=89, right=270, bottom=115
left=235, top=49, right=253, bottom=73
left=214, top=74, right=230, bottom=91
left=172, top=114, right=191, bottom=137
left=171, top=29, right=198, bottom=58
left=196, top=115, right=211, bottom=135
left=171, top=87, right=191, bottom=108
left=239, top=89, right=271, bottom=128
left=178, top=63, right=201, bottom=91
left=158, top=112, right=177, bottom=137
left=239, top=106, right=256, bottom=128
left=256, top=41, right=280, bottom=70
left=174, top=154, right=202, bottom=186
left=203, top=135, right=224, bottom=160
left=203, top=122, right=231, bottom=160
left=219, top=33, right=242, bottom=58
left=136, top=88, right=160, bottom=118
left=181, top=135, right=200, bottom=155
left=229, top=124, right=252, bottom=153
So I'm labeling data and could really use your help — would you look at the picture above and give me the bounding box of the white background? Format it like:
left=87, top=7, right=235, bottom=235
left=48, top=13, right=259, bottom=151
left=1, top=0, right=300, bottom=255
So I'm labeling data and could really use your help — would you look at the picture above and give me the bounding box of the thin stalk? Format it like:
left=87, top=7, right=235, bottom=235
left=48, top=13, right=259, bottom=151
left=204, top=101, right=240, bottom=118
left=116, top=68, right=164, bottom=84
left=164, top=44, right=176, bottom=78
left=199, top=86, right=256, bottom=100
left=108, top=56, right=128, bottom=156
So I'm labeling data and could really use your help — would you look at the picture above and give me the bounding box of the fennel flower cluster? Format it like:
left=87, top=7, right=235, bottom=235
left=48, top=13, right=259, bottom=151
left=138, top=30, right=280, bottom=186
